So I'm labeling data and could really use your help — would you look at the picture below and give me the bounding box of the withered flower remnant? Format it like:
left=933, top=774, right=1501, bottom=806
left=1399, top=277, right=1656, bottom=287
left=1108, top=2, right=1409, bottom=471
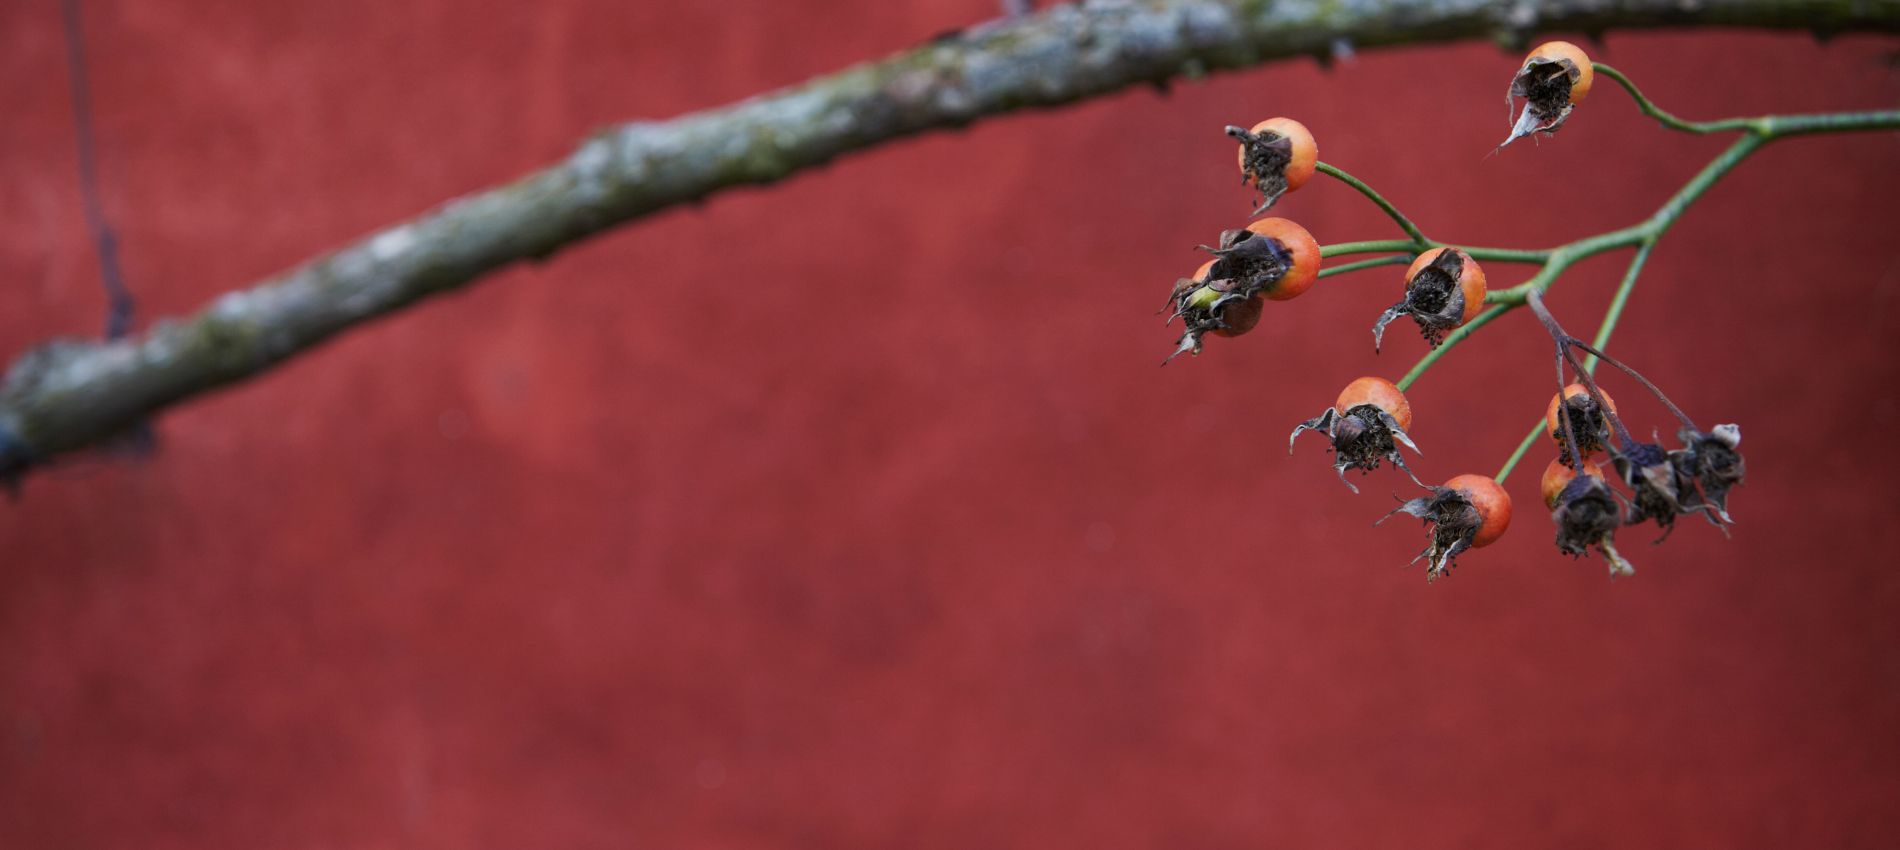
left=1612, top=424, right=1744, bottom=536
left=1503, top=41, right=1595, bottom=147
left=1380, top=474, right=1512, bottom=582
left=1290, top=376, right=1423, bottom=492
left=1612, top=438, right=1687, bottom=536
left=1542, top=459, right=1635, bottom=577
left=1546, top=383, right=1618, bottom=467
left=1372, top=247, right=1487, bottom=351
left=1675, top=424, right=1744, bottom=521
left=1227, top=117, right=1317, bottom=214
left=1162, top=218, right=1320, bottom=363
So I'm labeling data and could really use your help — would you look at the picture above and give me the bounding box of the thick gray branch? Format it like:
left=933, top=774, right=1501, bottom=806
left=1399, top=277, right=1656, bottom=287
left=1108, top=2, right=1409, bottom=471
left=4, top=0, right=1895, bottom=479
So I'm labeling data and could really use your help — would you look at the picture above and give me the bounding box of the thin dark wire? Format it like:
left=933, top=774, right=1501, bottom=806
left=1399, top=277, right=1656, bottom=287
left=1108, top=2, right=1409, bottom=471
left=61, top=0, right=135, bottom=340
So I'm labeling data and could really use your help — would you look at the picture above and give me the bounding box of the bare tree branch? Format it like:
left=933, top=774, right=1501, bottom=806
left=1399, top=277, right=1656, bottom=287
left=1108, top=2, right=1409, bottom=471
left=4, top=0, right=1895, bottom=481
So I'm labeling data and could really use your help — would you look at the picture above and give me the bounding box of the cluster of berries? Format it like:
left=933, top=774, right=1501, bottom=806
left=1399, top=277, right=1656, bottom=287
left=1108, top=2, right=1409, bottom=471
left=1160, top=41, right=1744, bottom=582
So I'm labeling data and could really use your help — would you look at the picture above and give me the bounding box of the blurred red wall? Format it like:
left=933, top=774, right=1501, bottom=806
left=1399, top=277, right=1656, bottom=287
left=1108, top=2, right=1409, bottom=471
left=4, top=1, right=1900, bottom=847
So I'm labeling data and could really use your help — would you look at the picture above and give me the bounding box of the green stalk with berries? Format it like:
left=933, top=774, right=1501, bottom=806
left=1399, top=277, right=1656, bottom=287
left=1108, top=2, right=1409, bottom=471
left=1162, top=40, right=1898, bottom=582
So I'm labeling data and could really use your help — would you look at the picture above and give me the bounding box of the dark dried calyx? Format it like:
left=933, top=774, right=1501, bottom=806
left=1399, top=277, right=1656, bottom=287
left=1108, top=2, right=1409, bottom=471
left=1289, top=403, right=1423, bottom=493
left=1613, top=423, right=1745, bottom=536
left=1381, top=486, right=1482, bottom=581
left=1227, top=125, right=1293, bottom=213
left=1372, top=250, right=1466, bottom=351
left=1504, top=58, right=1580, bottom=145
left=1613, top=440, right=1687, bottom=538
left=1674, top=424, right=1744, bottom=520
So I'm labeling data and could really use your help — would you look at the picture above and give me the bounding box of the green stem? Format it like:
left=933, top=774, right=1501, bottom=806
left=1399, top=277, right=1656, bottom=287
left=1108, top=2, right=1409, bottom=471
left=1592, top=63, right=1754, bottom=134
left=1757, top=110, right=1900, bottom=137
left=1317, top=254, right=1410, bottom=279
left=1581, top=240, right=1655, bottom=370
left=1320, top=240, right=1418, bottom=258
left=1315, top=161, right=1429, bottom=246
left=1460, top=245, right=1554, bottom=265
left=1595, top=64, right=1900, bottom=138
left=1494, top=421, right=1545, bottom=486
left=1320, top=241, right=1548, bottom=263
left=1313, top=163, right=1552, bottom=265
left=1394, top=304, right=1510, bottom=393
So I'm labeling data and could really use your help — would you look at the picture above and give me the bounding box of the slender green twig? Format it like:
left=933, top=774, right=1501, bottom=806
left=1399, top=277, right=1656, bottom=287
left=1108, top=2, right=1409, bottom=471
left=1318, top=254, right=1410, bottom=279
left=1592, top=63, right=1754, bottom=134
left=1320, top=239, right=1549, bottom=264
left=1580, top=240, right=1654, bottom=372
left=1321, top=239, right=1419, bottom=259
left=1312, top=162, right=1551, bottom=266
left=1394, top=304, right=1509, bottom=393
left=1494, top=421, right=1546, bottom=485
left=1462, top=245, right=1555, bottom=265
left=1315, top=162, right=1430, bottom=245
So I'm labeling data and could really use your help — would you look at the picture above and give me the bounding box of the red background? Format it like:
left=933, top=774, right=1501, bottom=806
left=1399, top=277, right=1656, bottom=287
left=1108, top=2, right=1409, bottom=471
left=4, top=2, right=1900, bottom=847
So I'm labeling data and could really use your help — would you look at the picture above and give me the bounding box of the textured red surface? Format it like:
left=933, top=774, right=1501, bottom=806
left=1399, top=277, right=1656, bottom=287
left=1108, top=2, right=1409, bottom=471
left=4, top=2, right=1900, bottom=847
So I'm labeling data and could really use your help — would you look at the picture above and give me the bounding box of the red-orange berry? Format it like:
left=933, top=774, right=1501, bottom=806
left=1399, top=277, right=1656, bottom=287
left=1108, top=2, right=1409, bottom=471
left=1228, top=117, right=1318, bottom=213
left=1372, top=247, right=1486, bottom=351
